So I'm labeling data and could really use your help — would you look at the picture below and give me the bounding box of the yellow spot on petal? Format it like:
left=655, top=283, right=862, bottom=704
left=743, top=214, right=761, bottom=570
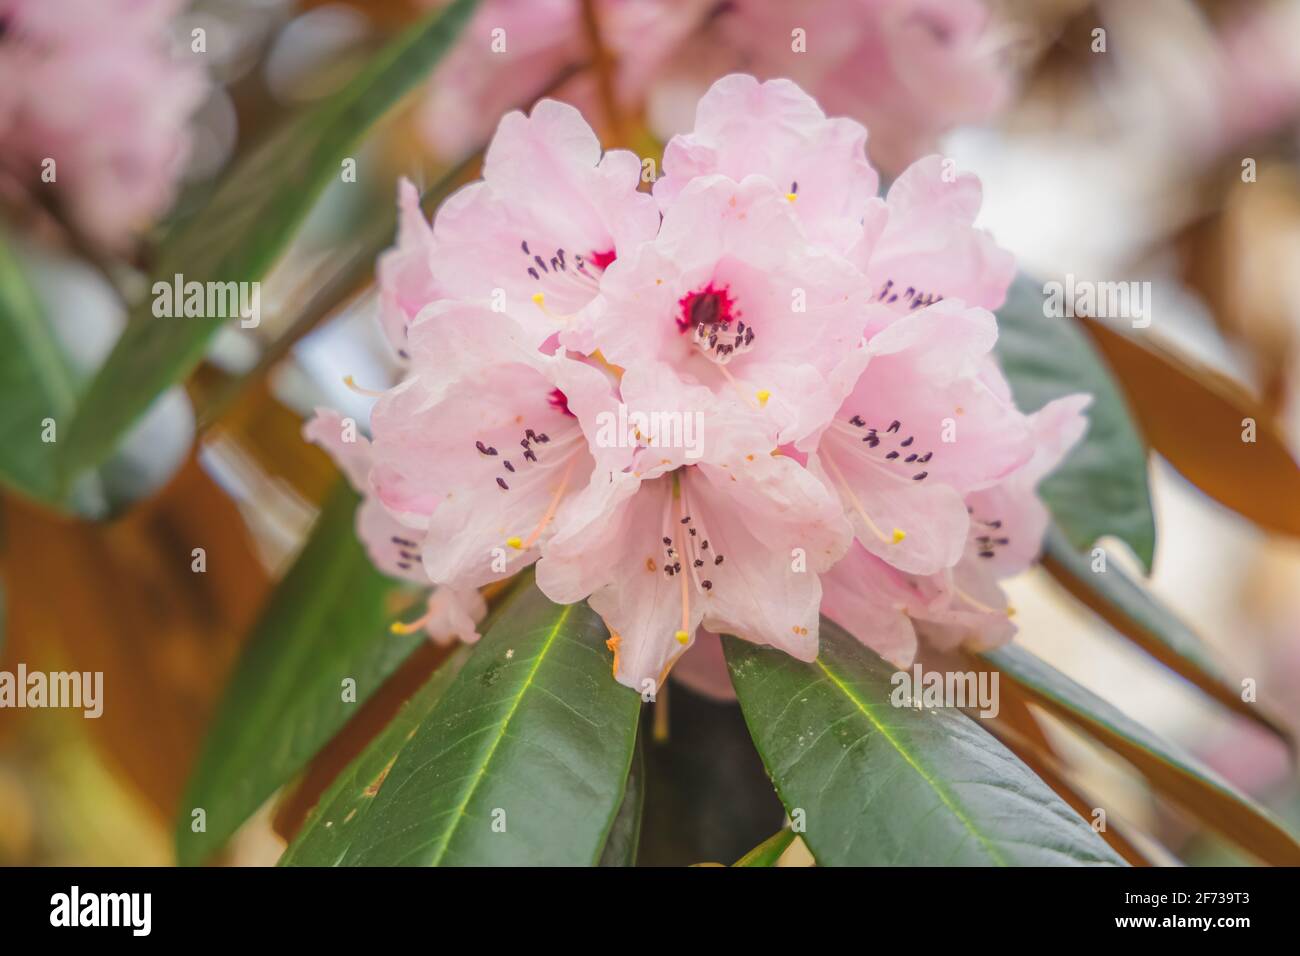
left=675, top=629, right=690, bottom=645
left=891, top=528, right=907, bottom=543
left=746, top=454, right=755, bottom=462
left=645, top=557, right=657, bottom=572
left=531, top=292, right=546, bottom=307
left=756, top=389, right=771, bottom=407
left=785, top=192, right=798, bottom=203
left=1006, top=605, right=1017, bottom=618
left=506, top=536, right=523, bottom=550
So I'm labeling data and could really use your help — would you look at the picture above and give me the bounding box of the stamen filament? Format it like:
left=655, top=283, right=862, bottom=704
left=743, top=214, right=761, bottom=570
left=342, top=375, right=385, bottom=397
left=517, top=455, right=577, bottom=550
left=822, top=451, right=905, bottom=545
left=390, top=607, right=432, bottom=635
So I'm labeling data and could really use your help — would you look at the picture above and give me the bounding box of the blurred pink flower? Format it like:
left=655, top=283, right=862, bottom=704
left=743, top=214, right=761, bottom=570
left=0, top=0, right=206, bottom=247
left=417, top=0, right=1011, bottom=174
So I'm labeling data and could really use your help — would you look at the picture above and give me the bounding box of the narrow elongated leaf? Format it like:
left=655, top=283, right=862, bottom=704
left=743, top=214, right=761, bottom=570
left=597, top=737, right=645, bottom=866
left=0, top=232, right=104, bottom=513
left=57, top=0, right=480, bottom=483
left=983, top=644, right=1300, bottom=865
left=723, top=623, right=1125, bottom=866
left=1041, top=524, right=1290, bottom=741
left=733, top=829, right=796, bottom=867
left=1080, top=316, right=1300, bottom=539
left=995, top=275, right=1156, bottom=570
left=279, top=646, right=472, bottom=866
left=176, top=483, right=425, bottom=866
left=341, top=585, right=641, bottom=866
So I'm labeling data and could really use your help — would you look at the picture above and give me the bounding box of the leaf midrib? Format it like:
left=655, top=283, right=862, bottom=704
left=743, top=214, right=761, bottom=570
left=814, top=656, right=1011, bottom=866
left=426, top=603, right=574, bottom=865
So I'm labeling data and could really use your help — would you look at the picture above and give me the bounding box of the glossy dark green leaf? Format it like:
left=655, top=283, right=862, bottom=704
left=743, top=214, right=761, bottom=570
left=733, top=829, right=796, bottom=867
left=983, top=644, right=1300, bottom=865
left=176, top=483, right=426, bottom=866
left=995, top=274, right=1156, bottom=570
left=1041, top=524, right=1290, bottom=741
left=340, top=584, right=640, bottom=866
left=57, top=0, right=480, bottom=483
left=279, top=646, right=472, bottom=867
left=723, top=622, right=1126, bottom=866
left=597, top=737, right=645, bottom=867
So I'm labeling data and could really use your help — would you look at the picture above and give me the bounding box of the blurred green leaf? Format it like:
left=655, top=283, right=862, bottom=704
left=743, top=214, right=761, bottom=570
left=995, top=275, right=1156, bottom=570
left=176, top=483, right=425, bottom=866
left=983, top=644, right=1300, bottom=865
left=57, top=0, right=480, bottom=484
left=279, top=645, right=472, bottom=867
left=1041, top=524, right=1290, bottom=742
left=733, top=829, right=795, bottom=867
left=723, top=622, right=1126, bottom=866
left=340, top=584, right=640, bottom=866
left=0, top=232, right=105, bottom=514
left=597, top=737, right=645, bottom=867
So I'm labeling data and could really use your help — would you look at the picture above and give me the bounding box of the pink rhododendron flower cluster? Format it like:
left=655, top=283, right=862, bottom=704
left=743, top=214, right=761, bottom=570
left=419, top=0, right=1011, bottom=174
left=0, top=0, right=206, bottom=247
left=306, top=74, right=1088, bottom=694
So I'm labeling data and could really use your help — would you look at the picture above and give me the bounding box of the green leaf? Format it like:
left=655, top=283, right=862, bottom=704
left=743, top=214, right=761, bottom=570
left=176, top=483, right=426, bottom=866
left=0, top=231, right=104, bottom=513
left=340, top=584, right=640, bottom=866
left=995, top=274, right=1156, bottom=570
left=597, top=737, right=645, bottom=867
left=733, top=829, right=796, bottom=867
left=723, top=622, right=1126, bottom=866
left=57, top=0, right=480, bottom=484
left=279, top=645, right=473, bottom=867
left=982, top=644, right=1300, bottom=865
left=1041, top=524, right=1290, bottom=741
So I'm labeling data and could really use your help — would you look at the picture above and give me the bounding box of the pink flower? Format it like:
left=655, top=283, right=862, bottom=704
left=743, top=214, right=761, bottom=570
left=579, top=172, right=870, bottom=449
left=303, top=408, right=487, bottom=643
left=376, top=179, right=441, bottom=358
left=851, top=154, right=1016, bottom=316
left=420, top=98, right=658, bottom=351
left=654, top=74, right=879, bottom=255
left=368, top=301, right=633, bottom=591
left=0, top=0, right=206, bottom=247
left=315, top=72, right=1086, bottom=693
left=800, top=299, right=1033, bottom=576
left=536, top=444, right=851, bottom=692
left=821, top=394, right=1092, bottom=665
